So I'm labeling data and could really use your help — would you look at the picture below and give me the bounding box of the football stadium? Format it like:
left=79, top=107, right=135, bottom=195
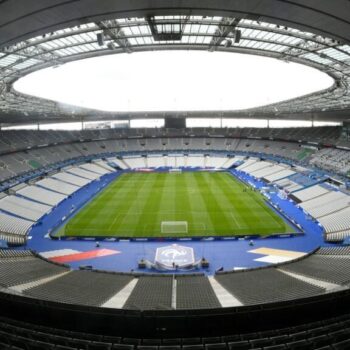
left=1, top=1, right=350, bottom=349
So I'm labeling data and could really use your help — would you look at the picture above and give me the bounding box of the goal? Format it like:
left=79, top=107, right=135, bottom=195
left=161, top=221, right=188, bottom=234
left=169, top=168, right=182, bottom=173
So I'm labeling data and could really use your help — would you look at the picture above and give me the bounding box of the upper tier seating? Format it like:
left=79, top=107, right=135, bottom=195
left=0, top=127, right=341, bottom=156
left=0, top=127, right=347, bottom=184
left=310, top=148, right=350, bottom=175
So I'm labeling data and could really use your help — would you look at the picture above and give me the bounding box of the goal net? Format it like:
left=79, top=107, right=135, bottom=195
left=161, top=221, right=188, bottom=234
left=169, top=168, right=182, bottom=173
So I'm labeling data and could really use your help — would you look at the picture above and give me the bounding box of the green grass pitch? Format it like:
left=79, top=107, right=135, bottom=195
left=59, top=171, right=294, bottom=238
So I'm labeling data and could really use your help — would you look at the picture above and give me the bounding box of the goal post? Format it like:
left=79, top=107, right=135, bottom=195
left=161, top=221, right=188, bottom=234
left=169, top=168, right=182, bottom=173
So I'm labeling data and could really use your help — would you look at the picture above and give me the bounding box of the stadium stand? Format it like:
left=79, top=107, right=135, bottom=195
left=243, top=161, right=272, bottom=175
left=165, top=155, right=176, bottom=167
left=52, top=172, right=91, bottom=187
left=122, top=157, right=147, bottom=169
left=204, top=156, right=228, bottom=168
left=16, top=185, right=66, bottom=206
left=66, top=167, right=101, bottom=180
left=0, top=247, right=349, bottom=346
left=0, top=311, right=349, bottom=349
left=264, top=168, right=295, bottom=182
left=175, top=275, right=221, bottom=309
left=107, top=157, right=129, bottom=170
left=251, top=163, right=286, bottom=179
left=310, top=148, right=350, bottom=175
left=287, top=172, right=322, bottom=188
left=279, top=249, right=350, bottom=286
left=92, top=160, right=116, bottom=172
left=318, top=207, right=350, bottom=236
left=0, top=212, right=32, bottom=245
left=299, top=191, right=350, bottom=218
left=317, top=246, right=350, bottom=256
left=274, top=178, right=303, bottom=192
left=290, top=185, right=329, bottom=202
left=0, top=127, right=341, bottom=157
left=0, top=250, right=68, bottom=288
left=0, top=248, right=349, bottom=311
left=35, top=177, right=80, bottom=196
left=25, top=270, right=134, bottom=307
left=222, top=156, right=244, bottom=169
left=79, top=163, right=112, bottom=175
left=0, top=129, right=349, bottom=186
left=215, top=267, right=324, bottom=306
left=123, top=275, right=173, bottom=310
left=235, top=159, right=258, bottom=171
left=187, top=155, right=205, bottom=167
left=2, top=1, right=350, bottom=345
left=0, top=196, right=51, bottom=221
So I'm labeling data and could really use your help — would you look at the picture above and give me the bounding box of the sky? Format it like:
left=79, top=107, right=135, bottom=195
left=14, top=50, right=333, bottom=113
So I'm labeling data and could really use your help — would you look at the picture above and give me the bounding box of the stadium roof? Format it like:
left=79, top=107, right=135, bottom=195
left=0, top=1, right=350, bottom=124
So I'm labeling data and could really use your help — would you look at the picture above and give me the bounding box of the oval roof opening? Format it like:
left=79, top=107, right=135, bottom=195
left=14, top=51, right=334, bottom=112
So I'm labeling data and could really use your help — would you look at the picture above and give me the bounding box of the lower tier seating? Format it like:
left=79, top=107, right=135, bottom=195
left=215, top=268, right=324, bottom=305
left=123, top=276, right=173, bottom=310
left=280, top=250, right=350, bottom=286
left=24, top=270, right=133, bottom=307
left=1, top=247, right=350, bottom=312
left=0, top=312, right=350, bottom=349
left=0, top=251, right=68, bottom=288
left=175, top=275, right=221, bottom=309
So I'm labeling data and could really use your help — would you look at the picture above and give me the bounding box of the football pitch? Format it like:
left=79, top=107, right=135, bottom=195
left=59, top=171, right=294, bottom=238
